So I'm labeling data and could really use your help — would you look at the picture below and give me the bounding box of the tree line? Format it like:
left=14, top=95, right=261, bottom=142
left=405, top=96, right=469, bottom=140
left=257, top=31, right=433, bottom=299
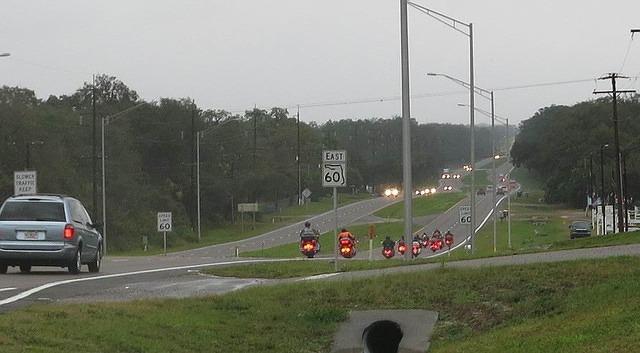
left=0, top=75, right=499, bottom=250
left=511, top=96, right=640, bottom=207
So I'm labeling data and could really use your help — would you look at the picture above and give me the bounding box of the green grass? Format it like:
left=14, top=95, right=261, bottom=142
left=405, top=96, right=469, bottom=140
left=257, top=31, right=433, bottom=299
left=3, top=257, right=640, bottom=352
left=462, top=169, right=490, bottom=188
left=241, top=221, right=421, bottom=258
left=113, top=193, right=372, bottom=256
left=204, top=259, right=415, bottom=279
left=374, top=192, right=465, bottom=219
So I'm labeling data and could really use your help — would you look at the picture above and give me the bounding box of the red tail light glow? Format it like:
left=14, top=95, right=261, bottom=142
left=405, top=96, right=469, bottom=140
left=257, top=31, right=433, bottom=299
left=64, top=224, right=75, bottom=240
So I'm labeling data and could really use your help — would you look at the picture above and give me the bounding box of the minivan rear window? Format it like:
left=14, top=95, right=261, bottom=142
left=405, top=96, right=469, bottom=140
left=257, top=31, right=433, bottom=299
left=0, top=201, right=66, bottom=222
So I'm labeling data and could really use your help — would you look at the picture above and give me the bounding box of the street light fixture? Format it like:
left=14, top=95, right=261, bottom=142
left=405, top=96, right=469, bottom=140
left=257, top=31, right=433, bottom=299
left=0, top=53, right=10, bottom=57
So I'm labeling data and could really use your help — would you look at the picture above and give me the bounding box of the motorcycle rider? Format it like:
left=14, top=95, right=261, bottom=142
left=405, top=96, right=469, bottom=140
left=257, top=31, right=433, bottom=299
left=300, top=221, right=320, bottom=251
left=338, top=228, right=355, bottom=242
left=382, top=236, right=395, bottom=249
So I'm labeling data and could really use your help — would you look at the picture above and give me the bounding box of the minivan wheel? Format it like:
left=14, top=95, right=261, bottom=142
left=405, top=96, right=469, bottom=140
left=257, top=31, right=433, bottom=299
left=19, top=265, right=32, bottom=273
left=68, top=247, right=82, bottom=274
left=88, top=246, right=101, bottom=273
left=0, top=264, right=7, bottom=274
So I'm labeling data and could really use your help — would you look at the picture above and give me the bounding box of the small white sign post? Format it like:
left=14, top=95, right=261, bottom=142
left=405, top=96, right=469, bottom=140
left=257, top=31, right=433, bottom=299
left=323, top=150, right=347, bottom=271
left=14, top=171, right=37, bottom=195
left=459, top=206, right=472, bottom=250
left=157, top=212, right=172, bottom=255
left=459, top=206, right=472, bottom=224
left=238, top=203, right=258, bottom=232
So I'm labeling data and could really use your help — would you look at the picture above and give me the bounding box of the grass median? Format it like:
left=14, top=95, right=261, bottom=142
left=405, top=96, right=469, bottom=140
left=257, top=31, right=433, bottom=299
left=374, top=192, right=465, bottom=219
left=113, top=192, right=372, bottom=256
left=2, top=257, right=640, bottom=352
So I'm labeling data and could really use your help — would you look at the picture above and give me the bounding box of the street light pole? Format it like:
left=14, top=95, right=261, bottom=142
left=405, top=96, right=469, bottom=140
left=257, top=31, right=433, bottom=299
left=506, top=118, right=511, bottom=249
left=491, top=91, right=497, bottom=253
left=400, top=0, right=413, bottom=260
left=297, top=105, right=301, bottom=206
left=197, top=131, right=201, bottom=242
left=101, top=102, right=149, bottom=256
left=468, top=23, right=477, bottom=253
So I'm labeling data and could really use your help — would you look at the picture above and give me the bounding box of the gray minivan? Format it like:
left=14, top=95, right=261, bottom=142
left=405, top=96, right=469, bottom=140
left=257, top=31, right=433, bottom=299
left=0, top=194, right=102, bottom=274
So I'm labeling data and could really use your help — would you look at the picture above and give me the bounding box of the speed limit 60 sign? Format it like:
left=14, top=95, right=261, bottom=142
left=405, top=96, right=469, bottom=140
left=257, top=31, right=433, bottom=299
left=459, top=206, right=471, bottom=224
left=322, top=150, right=347, bottom=187
left=157, top=212, right=172, bottom=232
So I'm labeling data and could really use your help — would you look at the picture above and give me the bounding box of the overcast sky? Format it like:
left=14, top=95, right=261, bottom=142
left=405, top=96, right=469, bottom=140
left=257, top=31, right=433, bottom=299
left=1, top=0, right=639, bottom=125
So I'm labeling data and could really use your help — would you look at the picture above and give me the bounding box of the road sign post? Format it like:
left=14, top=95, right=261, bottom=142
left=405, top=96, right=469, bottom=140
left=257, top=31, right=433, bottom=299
left=157, top=212, right=172, bottom=255
left=368, top=224, right=376, bottom=261
left=323, top=150, right=347, bottom=271
left=459, top=205, right=471, bottom=249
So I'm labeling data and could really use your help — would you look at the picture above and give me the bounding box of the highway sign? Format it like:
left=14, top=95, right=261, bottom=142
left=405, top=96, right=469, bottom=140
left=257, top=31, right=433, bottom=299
left=323, top=150, right=347, bottom=162
left=322, top=150, right=347, bottom=187
left=157, top=212, right=172, bottom=232
left=14, top=171, right=37, bottom=195
left=459, top=206, right=471, bottom=224
left=238, top=203, right=258, bottom=213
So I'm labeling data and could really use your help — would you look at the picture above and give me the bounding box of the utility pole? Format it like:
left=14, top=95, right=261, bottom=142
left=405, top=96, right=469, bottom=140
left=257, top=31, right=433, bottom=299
left=297, top=105, right=301, bottom=206
left=594, top=73, right=635, bottom=233
left=400, top=0, right=413, bottom=260
left=92, top=74, right=98, bottom=218
left=190, top=101, right=196, bottom=231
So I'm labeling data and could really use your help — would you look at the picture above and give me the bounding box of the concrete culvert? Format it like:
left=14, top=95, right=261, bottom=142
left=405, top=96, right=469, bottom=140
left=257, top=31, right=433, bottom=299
left=363, top=320, right=403, bottom=353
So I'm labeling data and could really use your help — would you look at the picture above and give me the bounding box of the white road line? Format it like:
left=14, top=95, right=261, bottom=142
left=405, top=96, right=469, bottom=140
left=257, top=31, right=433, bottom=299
left=297, top=273, right=340, bottom=281
left=0, top=258, right=300, bottom=307
left=0, top=288, right=17, bottom=293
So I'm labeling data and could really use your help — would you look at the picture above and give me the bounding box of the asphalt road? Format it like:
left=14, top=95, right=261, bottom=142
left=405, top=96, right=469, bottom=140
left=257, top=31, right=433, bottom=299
left=0, top=194, right=400, bottom=308
left=0, top=159, right=516, bottom=310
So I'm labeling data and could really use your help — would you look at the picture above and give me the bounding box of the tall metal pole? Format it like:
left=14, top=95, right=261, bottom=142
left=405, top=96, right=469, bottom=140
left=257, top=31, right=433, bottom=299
left=506, top=119, right=511, bottom=249
left=92, top=75, right=98, bottom=218
left=622, top=152, right=629, bottom=232
left=469, top=23, right=476, bottom=253
left=297, top=105, right=301, bottom=206
left=400, top=0, right=413, bottom=260
left=101, top=116, right=107, bottom=256
left=333, top=187, right=338, bottom=271
left=491, top=92, right=497, bottom=253
left=600, top=144, right=607, bottom=235
left=611, top=76, right=624, bottom=233
left=197, top=132, right=201, bottom=242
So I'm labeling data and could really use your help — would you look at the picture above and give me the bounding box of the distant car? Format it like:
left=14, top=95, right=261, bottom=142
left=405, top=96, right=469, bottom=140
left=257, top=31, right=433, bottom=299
left=476, top=188, right=486, bottom=196
left=569, top=221, right=592, bottom=239
left=497, top=187, right=506, bottom=196
left=443, top=186, right=453, bottom=191
left=441, top=173, right=451, bottom=179
left=0, top=194, right=103, bottom=274
left=452, top=174, right=461, bottom=179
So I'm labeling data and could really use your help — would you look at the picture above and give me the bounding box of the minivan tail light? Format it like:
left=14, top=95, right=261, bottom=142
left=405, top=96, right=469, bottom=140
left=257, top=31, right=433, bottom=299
left=64, top=224, right=75, bottom=240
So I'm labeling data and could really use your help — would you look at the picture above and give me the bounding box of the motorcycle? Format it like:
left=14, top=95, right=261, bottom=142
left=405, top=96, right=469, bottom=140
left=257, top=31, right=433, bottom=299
left=397, top=241, right=407, bottom=255
left=382, top=246, right=395, bottom=259
left=444, top=233, right=454, bottom=249
left=429, top=238, right=443, bottom=252
left=300, top=237, right=319, bottom=258
left=339, top=237, right=356, bottom=258
left=411, top=240, right=422, bottom=258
